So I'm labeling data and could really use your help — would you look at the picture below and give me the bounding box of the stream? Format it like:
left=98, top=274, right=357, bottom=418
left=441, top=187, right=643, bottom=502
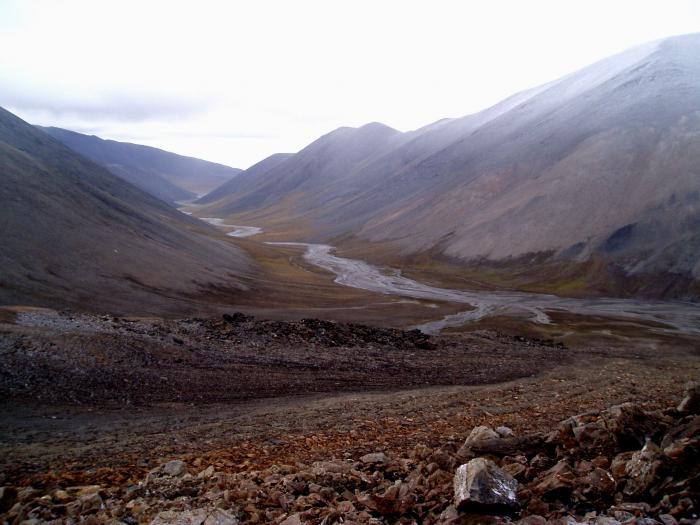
left=268, top=243, right=700, bottom=335
left=193, top=214, right=700, bottom=335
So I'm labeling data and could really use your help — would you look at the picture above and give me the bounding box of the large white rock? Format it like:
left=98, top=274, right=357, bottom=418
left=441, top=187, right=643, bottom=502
left=454, top=458, right=519, bottom=514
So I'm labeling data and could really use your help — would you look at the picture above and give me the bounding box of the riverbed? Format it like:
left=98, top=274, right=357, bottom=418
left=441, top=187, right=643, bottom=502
left=197, top=216, right=700, bottom=335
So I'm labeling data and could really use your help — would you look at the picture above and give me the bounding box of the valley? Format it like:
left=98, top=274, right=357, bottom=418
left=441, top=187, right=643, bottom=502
left=193, top=214, right=700, bottom=338
left=1, top=24, right=699, bottom=524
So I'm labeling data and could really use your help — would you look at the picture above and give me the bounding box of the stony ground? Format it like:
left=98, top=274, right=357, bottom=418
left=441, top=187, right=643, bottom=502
left=0, top=310, right=566, bottom=406
left=0, top=309, right=698, bottom=524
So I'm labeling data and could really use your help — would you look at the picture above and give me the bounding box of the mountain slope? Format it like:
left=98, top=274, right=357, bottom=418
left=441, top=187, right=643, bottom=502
left=39, top=126, right=242, bottom=200
left=0, top=107, right=253, bottom=314
left=202, top=33, right=700, bottom=298
left=197, top=152, right=294, bottom=207
left=197, top=122, right=407, bottom=224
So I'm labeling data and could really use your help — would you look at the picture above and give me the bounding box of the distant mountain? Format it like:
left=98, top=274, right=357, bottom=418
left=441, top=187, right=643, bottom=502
left=197, top=122, right=408, bottom=232
left=197, top=152, right=294, bottom=207
left=200, top=33, right=700, bottom=299
left=0, top=107, right=252, bottom=314
left=38, top=126, right=242, bottom=202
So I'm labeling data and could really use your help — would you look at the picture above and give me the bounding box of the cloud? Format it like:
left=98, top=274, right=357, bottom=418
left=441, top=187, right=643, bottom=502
left=0, top=87, right=209, bottom=123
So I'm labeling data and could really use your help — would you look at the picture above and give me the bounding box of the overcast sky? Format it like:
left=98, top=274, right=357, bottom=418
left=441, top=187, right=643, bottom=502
left=1, top=1, right=699, bottom=169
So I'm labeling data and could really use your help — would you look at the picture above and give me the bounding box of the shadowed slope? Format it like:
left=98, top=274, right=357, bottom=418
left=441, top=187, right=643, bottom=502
left=39, top=126, right=242, bottom=200
left=1, top=107, right=253, bottom=314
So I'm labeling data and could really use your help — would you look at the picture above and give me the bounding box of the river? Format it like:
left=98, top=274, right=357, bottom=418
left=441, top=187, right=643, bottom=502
left=195, top=216, right=700, bottom=335
left=200, top=218, right=263, bottom=238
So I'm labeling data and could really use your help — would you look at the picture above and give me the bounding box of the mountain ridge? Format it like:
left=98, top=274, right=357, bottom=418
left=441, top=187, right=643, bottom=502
left=1, top=107, right=253, bottom=314
left=38, top=126, right=242, bottom=202
left=198, top=33, right=700, bottom=299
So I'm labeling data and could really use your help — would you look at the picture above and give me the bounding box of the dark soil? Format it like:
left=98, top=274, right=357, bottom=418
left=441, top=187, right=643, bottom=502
left=0, top=310, right=567, bottom=406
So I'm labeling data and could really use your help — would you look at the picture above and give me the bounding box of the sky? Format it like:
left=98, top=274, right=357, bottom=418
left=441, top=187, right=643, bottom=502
left=1, top=1, right=699, bottom=169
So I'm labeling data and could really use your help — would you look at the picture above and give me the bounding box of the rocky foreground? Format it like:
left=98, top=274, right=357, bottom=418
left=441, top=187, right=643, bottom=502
left=1, top=382, right=698, bottom=525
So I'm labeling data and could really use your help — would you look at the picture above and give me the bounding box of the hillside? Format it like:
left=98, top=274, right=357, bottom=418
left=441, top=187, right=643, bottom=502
left=39, top=126, right=242, bottom=201
left=199, top=34, right=700, bottom=298
left=197, top=122, right=407, bottom=225
left=0, top=107, right=253, bottom=314
left=196, top=152, right=294, bottom=207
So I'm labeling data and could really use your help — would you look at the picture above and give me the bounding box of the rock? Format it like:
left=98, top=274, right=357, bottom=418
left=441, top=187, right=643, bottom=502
left=594, top=517, right=622, bottom=525
left=572, top=420, right=613, bottom=451
left=529, top=453, right=554, bottom=472
left=52, top=489, right=71, bottom=503
left=661, top=415, right=700, bottom=460
left=428, top=449, right=456, bottom=471
left=611, top=510, right=636, bottom=523
left=69, top=484, right=101, bottom=497
left=163, top=459, right=189, bottom=476
left=464, top=426, right=500, bottom=448
left=198, top=465, right=216, bottom=479
left=311, top=460, right=351, bottom=475
left=65, top=500, right=82, bottom=517
left=360, top=452, right=388, bottom=465
left=601, top=403, right=669, bottom=450
left=150, top=508, right=239, bottom=525
left=532, top=460, right=576, bottom=498
left=502, top=462, right=528, bottom=481
left=16, top=486, right=40, bottom=503
left=459, top=433, right=545, bottom=458
left=496, top=426, right=515, bottom=438
left=79, top=492, right=103, bottom=513
left=623, top=441, right=665, bottom=498
left=575, top=467, right=616, bottom=501
left=677, top=381, right=700, bottom=413
left=611, top=451, right=635, bottom=480
left=280, top=513, right=304, bottom=525
left=453, top=458, right=519, bottom=514
left=610, top=502, right=651, bottom=516
left=438, top=505, right=460, bottom=523
left=411, top=443, right=432, bottom=461
left=659, top=514, right=678, bottom=525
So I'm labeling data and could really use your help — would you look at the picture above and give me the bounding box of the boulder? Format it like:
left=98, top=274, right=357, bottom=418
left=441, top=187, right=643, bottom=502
left=462, top=426, right=500, bottom=448
left=360, top=452, right=389, bottom=465
left=571, top=420, right=613, bottom=451
left=453, top=458, right=519, bottom=514
left=163, top=460, right=189, bottom=477
left=78, top=492, right=103, bottom=513
left=502, top=462, right=528, bottom=481
left=575, top=467, right=616, bottom=502
left=601, top=403, right=669, bottom=450
left=623, top=441, right=665, bottom=498
left=459, top=433, right=545, bottom=458
left=660, top=415, right=700, bottom=458
left=197, top=465, right=216, bottom=479
left=531, top=461, right=576, bottom=499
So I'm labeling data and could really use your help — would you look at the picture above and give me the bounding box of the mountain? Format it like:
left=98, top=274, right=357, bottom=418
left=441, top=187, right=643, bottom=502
left=38, top=126, right=242, bottom=202
left=196, top=152, right=294, bottom=207
left=0, top=107, right=253, bottom=314
left=199, top=33, right=700, bottom=298
left=200, top=122, right=404, bottom=214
